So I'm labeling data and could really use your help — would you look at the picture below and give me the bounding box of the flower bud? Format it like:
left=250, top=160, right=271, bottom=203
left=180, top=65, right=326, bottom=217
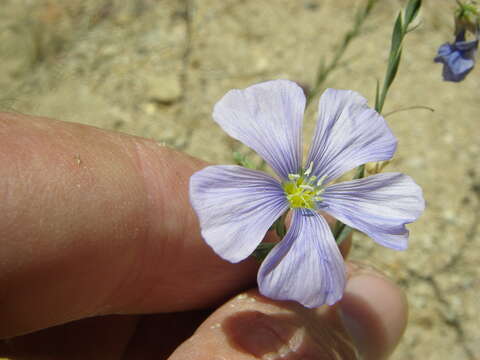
left=454, top=1, right=480, bottom=37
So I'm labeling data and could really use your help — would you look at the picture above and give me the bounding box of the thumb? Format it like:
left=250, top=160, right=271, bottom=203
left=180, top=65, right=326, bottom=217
left=337, top=261, right=408, bottom=360
left=169, top=261, right=408, bottom=360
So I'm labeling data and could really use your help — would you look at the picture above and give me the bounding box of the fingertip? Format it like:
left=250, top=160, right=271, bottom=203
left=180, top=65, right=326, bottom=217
left=339, top=262, right=408, bottom=360
left=170, top=289, right=360, bottom=360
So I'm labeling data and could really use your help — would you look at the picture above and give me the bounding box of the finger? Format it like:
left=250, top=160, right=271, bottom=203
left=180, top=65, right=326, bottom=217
left=122, top=310, right=212, bottom=359
left=0, top=315, right=139, bottom=360
left=0, top=112, right=258, bottom=337
left=0, top=311, right=212, bottom=360
left=169, top=261, right=408, bottom=360
left=338, top=261, right=408, bottom=359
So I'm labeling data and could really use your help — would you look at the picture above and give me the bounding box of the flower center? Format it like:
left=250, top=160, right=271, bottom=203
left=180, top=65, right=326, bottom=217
left=282, top=163, right=325, bottom=210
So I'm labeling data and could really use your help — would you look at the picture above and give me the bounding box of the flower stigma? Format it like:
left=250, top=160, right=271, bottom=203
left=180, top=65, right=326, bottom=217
left=282, top=162, right=326, bottom=209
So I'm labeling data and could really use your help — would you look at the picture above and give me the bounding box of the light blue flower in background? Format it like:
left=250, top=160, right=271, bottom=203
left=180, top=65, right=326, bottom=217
left=189, top=80, right=424, bottom=308
left=434, top=30, right=479, bottom=82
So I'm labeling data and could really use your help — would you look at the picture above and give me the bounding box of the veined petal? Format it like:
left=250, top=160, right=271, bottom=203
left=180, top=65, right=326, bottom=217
left=190, top=165, right=289, bottom=263
left=257, top=209, right=345, bottom=308
left=321, top=173, right=425, bottom=250
left=306, top=89, right=397, bottom=184
left=213, top=80, right=304, bottom=180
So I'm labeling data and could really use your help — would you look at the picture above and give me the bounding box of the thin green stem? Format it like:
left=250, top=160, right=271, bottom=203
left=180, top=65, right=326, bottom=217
left=252, top=212, right=287, bottom=262
left=384, top=105, right=434, bottom=118
left=306, top=0, right=379, bottom=107
left=333, top=0, right=422, bottom=245
left=275, top=212, right=287, bottom=238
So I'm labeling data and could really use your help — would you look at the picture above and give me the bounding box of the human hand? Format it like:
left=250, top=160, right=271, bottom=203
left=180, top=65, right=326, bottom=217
left=0, top=112, right=407, bottom=359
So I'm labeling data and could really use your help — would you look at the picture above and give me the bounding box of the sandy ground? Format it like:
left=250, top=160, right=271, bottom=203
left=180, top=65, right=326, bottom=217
left=1, top=0, right=479, bottom=359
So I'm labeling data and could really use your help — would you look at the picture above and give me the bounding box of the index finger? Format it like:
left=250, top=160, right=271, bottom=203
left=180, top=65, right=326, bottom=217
left=0, top=112, right=258, bottom=338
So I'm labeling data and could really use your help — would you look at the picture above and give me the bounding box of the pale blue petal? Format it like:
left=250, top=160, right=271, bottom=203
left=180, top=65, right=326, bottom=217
left=320, top=173, right=425, bottom=250
left=257, top=209, right=345, bottom=308
left=213, top=80, right=304, bottom=180
left=306, top=89, right=397, bottom=184
left=189, top=165, right=289, bottom=263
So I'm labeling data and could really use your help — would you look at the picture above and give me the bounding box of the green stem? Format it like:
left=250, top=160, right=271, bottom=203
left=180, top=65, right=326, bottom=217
left=251, top=243, right=277, bottom=262
left=252, top=213, right=287, bottom=262
left=333, top=0, right=422, bottom=245
left=275, top=212, right=287, bottom=238
left=383, top=105, right=434, bottom=118
left=306, top=0, right=379, bottom=107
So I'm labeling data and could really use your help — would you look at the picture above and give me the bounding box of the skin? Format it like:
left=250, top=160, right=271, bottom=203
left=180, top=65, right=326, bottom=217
left=0, top=112, right=408, bottom=359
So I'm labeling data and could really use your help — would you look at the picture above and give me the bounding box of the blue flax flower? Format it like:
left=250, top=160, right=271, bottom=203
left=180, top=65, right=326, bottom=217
left=434, top=30, right=479, bottom=82
left=190, top=80, right=424, bottom=308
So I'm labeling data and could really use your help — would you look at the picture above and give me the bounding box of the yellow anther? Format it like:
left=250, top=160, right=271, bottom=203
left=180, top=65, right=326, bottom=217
left=283, top=167, right=324, bottom=210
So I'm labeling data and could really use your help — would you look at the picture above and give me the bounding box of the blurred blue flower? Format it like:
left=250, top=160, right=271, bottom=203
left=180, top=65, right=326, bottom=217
left=435, top=30, right=479, bottom=82
left=189, top=80, right=425, bottom=308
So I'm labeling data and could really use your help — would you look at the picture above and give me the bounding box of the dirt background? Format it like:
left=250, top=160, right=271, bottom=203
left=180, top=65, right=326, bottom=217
left=1, top=0, right=479, bottom=359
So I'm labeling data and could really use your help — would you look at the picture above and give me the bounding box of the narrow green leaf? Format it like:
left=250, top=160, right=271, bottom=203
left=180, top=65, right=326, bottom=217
left=404, top=0, right=422, bottom=26
left=385, top=50, right=402, bottom=91
left=374, top=79, right=381, bottom=112
left=390, top=13, right=404, bottom=54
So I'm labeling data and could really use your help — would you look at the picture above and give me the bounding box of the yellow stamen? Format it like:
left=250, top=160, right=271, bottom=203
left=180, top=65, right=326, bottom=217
left=282, top=169, right=325, bottom=209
